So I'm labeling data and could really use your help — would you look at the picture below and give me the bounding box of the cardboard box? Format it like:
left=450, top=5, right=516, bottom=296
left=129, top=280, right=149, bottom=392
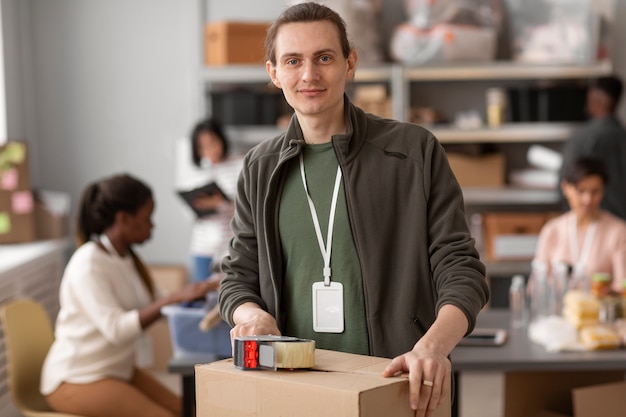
left=204, top=21, right=270, bottom=65
left=196, top=349, right=451, bottom=417
left=0, top=190, right=36, bottom=243
left=0, top=141, right=31, bottom=190
left=573, top=381, right=626, bottom=417
left=482, top=212, right=556, bottom=261
left=446, top=152, right=505, bottom=187
left=34, top=190, right=70, bottom=240
left=146, top=264, right=188, bottom=371
left=0, top=141, right=36, bottom=244
left=504, top=370, right=625, bottom=417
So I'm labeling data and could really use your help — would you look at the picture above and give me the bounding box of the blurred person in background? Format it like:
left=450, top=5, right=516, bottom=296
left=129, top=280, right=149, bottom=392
left=560, top=75, right=626, bottom=221
left=41, top=173, right=214, bottom=417
left=187, top=117, right=243, bottom=283
left=534, top=157, right=626, bottom=294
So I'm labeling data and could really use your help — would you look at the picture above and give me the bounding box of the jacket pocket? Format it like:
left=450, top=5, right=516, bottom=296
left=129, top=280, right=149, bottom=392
left=411, top=315, right=427, bottom=338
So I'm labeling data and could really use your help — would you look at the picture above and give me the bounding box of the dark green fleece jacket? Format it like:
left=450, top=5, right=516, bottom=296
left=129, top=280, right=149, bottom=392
left=220, top=96, right=489, bottom=359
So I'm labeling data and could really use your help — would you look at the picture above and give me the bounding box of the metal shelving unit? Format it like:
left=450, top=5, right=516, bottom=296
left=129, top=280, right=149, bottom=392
left=203, top=60, right=612, bottom=142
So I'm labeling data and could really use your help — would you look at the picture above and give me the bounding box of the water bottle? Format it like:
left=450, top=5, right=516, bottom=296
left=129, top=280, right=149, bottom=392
left=529, top=260, right=553, bottom=323
left=509, top=275, right=527, bottom=328
left=550, top=260, right=569, bottom=316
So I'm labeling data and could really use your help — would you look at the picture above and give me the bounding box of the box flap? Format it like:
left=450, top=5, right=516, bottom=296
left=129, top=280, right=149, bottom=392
left=313, top=349, right=393, bottom=375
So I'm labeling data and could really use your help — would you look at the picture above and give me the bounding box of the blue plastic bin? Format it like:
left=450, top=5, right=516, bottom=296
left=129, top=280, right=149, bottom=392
left=161, top=305, right=232, bottom=359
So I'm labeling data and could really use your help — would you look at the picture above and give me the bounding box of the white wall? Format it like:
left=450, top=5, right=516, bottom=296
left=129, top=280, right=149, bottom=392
left=2, top=0, right=626, bottom=266
left=4, top=0, right=202, bottom=264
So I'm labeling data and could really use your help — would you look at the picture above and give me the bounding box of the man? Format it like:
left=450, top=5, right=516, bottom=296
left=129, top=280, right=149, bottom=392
left=218, top=3, right=489, bottom=417
left=560, top=75, right=626, bottom=220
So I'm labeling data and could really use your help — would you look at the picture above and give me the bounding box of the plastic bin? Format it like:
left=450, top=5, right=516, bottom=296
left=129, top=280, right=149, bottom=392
left=161, top=305, right=232, bottom=359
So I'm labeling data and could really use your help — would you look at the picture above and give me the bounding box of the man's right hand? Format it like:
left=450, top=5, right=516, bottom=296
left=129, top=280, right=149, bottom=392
left=230, top=302, right=281, bottom=349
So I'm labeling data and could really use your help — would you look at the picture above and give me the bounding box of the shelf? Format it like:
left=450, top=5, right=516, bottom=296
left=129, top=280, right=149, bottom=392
left=431, top=122, right=579, bottom=144
left=462, top=186, right=561, bottom=207
left=225, top=122, right=578, bottom=147
left=404, top=60, right=613, bottom=81
left=484, top=260, right=532, bottom=277
left=202, top=64, right=393, bottom=84
left=203, top=61, right=613, bottom=84
left=225, top=125, right=284, bottom=147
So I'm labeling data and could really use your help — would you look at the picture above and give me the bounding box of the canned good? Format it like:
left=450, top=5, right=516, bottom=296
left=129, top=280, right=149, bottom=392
left=591, top=272, right=611, bottom=298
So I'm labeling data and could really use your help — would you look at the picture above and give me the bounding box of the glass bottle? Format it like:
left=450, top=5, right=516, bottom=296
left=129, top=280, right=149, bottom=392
left=550, top=260, right=569, bottom=316
left=529, top=260, right=553, bottom=323
left=509, top=274, right=527, bottom=328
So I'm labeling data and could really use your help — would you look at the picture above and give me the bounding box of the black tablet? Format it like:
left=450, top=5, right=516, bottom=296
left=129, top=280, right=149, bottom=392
left=458, top=328, right=508, bottom=346
left=177, top=182, right=229, bottom=217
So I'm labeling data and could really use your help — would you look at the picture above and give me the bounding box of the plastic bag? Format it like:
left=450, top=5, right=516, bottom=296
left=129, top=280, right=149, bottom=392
left=390, top=0, right=503, bottom=66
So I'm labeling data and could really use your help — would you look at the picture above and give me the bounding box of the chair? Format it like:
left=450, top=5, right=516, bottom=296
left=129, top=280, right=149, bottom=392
left=0, top=298, right=84, bottom=417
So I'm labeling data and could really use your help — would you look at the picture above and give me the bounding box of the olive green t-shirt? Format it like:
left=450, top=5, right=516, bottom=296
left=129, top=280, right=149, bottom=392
left=279, top=142, right=369, bottom=355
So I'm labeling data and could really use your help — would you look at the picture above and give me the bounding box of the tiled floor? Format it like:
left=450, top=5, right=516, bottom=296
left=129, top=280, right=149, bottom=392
left=150, top=369, right=504, bottom=417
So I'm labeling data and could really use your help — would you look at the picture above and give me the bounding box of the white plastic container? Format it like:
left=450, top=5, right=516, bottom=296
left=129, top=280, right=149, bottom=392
left=161, top=305, right=232, bottom=359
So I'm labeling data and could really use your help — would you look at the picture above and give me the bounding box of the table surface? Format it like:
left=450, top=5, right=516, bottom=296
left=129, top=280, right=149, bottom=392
left=451, top=309, right=626, bottom=372
left=168, top=309, right=626, bottom=375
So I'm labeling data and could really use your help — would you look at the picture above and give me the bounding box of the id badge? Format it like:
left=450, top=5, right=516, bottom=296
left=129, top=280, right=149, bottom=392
left=312, top=281, right=344, bottom=333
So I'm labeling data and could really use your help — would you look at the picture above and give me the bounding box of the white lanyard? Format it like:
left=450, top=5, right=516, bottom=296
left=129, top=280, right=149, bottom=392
left=299, top=153, right=342, bottom=286
left=568, top=213, right=597, bottom=271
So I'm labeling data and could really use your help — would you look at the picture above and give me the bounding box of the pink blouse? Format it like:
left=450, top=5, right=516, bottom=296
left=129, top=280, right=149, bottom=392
left=533, top=210, right=626, bottom=292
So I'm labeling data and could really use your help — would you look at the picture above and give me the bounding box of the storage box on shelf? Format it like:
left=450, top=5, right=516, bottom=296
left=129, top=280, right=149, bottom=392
left=204, top=21, right=270, bottom=66
left=482, top=211, right=557, bottom=262
left=446, top=152, right=505, bottom=187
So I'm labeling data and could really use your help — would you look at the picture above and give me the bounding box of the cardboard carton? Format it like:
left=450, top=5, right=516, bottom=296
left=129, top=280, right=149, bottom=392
left=504, top=370, right=625, bottom=417
left=573, top=381, right=626, bottom=417
left=446, top=152, right=505, bottom=187
left=0, top=141, right=36, bottom=243
left=204, top=21, right=270, bottom=65
left=482, top=211, right=557, bottom=261
left=34, top=190, right=70, bottom=240
left=196, top=349, right=451, bottom=417
left=145, top=264, right=188, bottom=371
left=0, top=190, right=36, bottom=243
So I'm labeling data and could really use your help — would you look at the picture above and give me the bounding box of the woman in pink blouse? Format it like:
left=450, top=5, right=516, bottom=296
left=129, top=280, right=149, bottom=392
left=533, top=157, right=626, bottom=293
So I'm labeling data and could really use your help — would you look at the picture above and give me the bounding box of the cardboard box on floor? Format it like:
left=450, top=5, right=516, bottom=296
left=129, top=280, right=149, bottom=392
left=573, top=381, right=626, bottom=417
left=196, top=349, right=451, bottom=417
left=505, top=370, right=626, bottom=417
left=145, top=264, right=188, bottom=371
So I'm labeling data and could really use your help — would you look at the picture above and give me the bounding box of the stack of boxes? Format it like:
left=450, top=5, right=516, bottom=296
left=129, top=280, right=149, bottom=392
left=0, top=141, right=37, bottom=243
left=0, top=141, right=69, bottom=244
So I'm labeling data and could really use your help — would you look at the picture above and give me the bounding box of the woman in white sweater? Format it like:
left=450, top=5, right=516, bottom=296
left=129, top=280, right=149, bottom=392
left=41, top=173, right=214, bottom=417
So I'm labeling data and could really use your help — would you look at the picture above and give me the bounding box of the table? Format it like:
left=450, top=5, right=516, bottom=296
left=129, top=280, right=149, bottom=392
left=169, top=310, right=626, bottom=417
left=452, top=309, right=626, bottom=372
left=451, top=309, right=626, bottom=417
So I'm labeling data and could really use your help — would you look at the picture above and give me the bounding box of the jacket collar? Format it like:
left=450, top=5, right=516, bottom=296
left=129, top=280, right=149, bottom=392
left=280, top=94, right=368, bottom=163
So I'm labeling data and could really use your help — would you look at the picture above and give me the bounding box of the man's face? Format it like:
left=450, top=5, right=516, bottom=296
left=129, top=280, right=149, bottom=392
left=266, top=20, right=357, bottom=120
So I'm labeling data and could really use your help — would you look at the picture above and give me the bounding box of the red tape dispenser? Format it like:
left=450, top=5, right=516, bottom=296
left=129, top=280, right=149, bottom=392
left=234, top=335, right=315, bottom=371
